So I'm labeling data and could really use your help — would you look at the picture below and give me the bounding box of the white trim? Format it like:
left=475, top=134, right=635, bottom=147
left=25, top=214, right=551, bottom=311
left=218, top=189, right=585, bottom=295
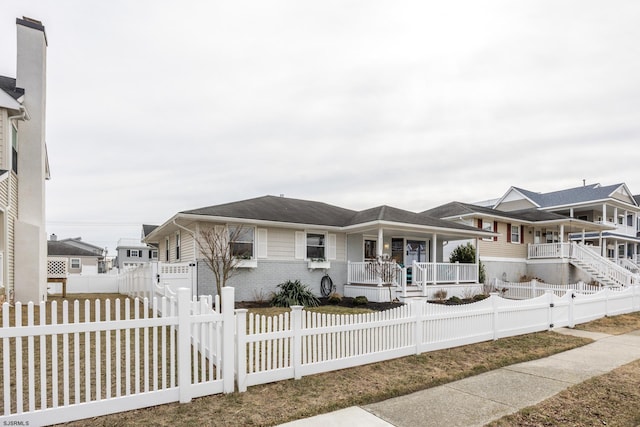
left=257, top=229, right=268, bottom=259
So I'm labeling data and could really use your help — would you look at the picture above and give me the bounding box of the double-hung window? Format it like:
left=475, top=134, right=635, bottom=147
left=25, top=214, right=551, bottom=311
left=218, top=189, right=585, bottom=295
left=11, top=124, right=18, bottom=174
left=229, top=226, right=254, bottom=259
left=306, top=233, right=326, bottom=259
left=510, top=225, right=521, bottom=244
left=71, top=258, right=81, bottom=269
left=176, top=232, right=181, bottom=260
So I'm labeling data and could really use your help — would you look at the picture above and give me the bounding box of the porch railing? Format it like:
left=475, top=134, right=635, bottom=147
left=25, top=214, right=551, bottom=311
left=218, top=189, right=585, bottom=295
left=346, top=261, right=406, bottom=288
left=527, top=243, right=571, bottom=259
left=411, top=262, right=478, bottom=297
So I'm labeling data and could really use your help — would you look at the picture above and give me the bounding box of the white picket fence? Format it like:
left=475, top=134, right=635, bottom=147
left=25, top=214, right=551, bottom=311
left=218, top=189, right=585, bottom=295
left=494, top=278, right=608, bottom=299
left=0, top=287, right=235, bottom=426
left=5, top=261, right=640, bottom=425
left=234, top=286, right=640, bottom=391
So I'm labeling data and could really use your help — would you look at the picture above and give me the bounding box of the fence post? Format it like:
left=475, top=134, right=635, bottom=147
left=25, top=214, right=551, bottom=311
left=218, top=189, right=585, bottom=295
left=546, top=290, right=554, bottom=330
left=221, top=287, right=235, bottom=393
left=347, top=261, right=351, bottom=285
left=177, top=287, right=192, bottom=403
left=291, top=306, right=303, bottom=380
left=455, top=261, right=459, bottom=284
left=568, top=289, right=575, bottom=328
left=491, top=292, right=499, bottom=340
left=235, top=308, right=248, bottom=392
left=412, top=300, right=423, bottom=355
left=532, top=279, right=537, bottom=299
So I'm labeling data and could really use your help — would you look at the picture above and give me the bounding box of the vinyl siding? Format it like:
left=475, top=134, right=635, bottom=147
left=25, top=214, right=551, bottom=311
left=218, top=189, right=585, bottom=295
left=7, top=172, right=18, bottom=295
left=0, top=110, right=5, bottom=168
left=496, top=199, right=537, bottom=211
left=478, top=221, right=529, bottom=259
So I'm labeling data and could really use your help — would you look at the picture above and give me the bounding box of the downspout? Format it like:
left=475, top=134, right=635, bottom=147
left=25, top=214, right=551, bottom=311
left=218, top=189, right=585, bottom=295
left=5, top=106, right=31, bottom=303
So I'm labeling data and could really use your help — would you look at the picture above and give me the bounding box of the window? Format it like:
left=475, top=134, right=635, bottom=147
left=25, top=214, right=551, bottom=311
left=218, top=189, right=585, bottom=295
left=70, top=258, right=81, bottom=269
left=165, top=237, right=170, bottom=261
left=229, top=226, right=254, bottom=258
left=128, top=249, right=139, bottom=258
left=479, top=219, right=494, bottom=241
left=306, top=233, right=325, bottom=259
left=11, top=124, right=17, bottom=174
left=176, top=232, right=181, bottom=260
left=364, top=239, right=377, bottom=260
left=510, top=225, right=520, bottom=244
left=151, top=250, right=158, bottom=259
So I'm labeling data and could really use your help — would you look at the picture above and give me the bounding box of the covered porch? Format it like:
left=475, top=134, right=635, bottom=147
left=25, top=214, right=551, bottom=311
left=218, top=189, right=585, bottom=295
left=342, top=215, right=490, bottom=302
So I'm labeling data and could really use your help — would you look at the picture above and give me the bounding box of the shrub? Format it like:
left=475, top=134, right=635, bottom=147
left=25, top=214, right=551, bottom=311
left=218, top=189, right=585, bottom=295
left=473, top=294, right=488, bottom=301
left=449, top=243, right=476, bottom=263
left=447, top=296, right=463, bottom=305
left=327, top=292, right=342, bottom=305
left=433, top=289, right=448, bottom=302
left=270, top=280, right=320, bottom=307
left=353, top=295, right=368, bottom=306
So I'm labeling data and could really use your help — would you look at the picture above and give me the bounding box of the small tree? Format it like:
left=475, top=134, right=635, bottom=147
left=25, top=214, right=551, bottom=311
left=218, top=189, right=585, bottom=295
left=197, top=224, right=252, bottom=298
left=368, top=254, right=397, bottom=302
left=449, top=242, right=486, bottom=284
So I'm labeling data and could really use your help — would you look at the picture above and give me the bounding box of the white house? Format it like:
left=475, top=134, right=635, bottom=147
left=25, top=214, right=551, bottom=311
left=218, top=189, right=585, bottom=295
left=0, top=17, right=49, bottom=304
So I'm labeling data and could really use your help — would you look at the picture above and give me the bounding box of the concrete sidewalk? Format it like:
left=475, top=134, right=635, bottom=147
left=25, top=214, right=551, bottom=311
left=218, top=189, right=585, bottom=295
left=278, top=328, right=640, bottom=427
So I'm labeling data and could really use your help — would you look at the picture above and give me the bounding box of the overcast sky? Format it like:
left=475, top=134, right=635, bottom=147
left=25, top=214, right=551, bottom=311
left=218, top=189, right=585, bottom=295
left=2, top=1, right=639, bottom=254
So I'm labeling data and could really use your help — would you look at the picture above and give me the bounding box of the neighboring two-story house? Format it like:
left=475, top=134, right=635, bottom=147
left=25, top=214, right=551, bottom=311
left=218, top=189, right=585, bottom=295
left=144, top=195, right=495, bottom=301
left=0, top=17, right=49, bottom=304
left=115, top=237, right=158, bottom=270
left=47, top=236, right=105, bottom=276
left=428, top=183, right=640, bottom=287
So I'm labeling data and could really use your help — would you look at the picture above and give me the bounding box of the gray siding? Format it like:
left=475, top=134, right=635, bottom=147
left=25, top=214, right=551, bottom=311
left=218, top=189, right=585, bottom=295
left=197, top=259, right=348, bottom=301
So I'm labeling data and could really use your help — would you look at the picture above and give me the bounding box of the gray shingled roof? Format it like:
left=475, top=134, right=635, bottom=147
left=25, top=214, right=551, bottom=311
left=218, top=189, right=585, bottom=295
left=181, top=195, right=492, bottom=234
left=182, top=195, right=357, bottom=227
left=142, top=224, right=158, bottom=237
left=48, top=241, right=100, bottom=257
left=512, top=183, right=633, bottom=208
left=0, top=76, right=24, bottom=101
left=424, top=201, right=580, bottom=223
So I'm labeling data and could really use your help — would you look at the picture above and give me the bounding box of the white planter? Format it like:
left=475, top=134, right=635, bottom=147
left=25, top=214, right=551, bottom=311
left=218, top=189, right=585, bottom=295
left=308, top=260, right=330, bottom=270
left=237, top=259, right=258, bottom=268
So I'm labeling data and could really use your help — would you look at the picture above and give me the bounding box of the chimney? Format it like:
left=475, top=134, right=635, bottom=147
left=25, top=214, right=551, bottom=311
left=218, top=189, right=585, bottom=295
left=50, top=233, right=57, bottom=241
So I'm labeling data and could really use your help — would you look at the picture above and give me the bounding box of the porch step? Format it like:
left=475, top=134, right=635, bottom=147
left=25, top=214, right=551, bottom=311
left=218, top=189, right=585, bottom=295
left=569, top=259, right=619, bottom=287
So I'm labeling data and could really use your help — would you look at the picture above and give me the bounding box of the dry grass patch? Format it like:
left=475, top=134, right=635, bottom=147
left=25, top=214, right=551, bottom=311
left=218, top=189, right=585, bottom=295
left=574, top=311, right=640, bottom=335
left=489, top=358, right=640, bottom=427
left=59, top=331, right=591, bottom=427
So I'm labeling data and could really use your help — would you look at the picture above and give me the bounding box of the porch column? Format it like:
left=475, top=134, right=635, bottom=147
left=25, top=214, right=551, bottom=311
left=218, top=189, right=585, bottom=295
left=603, top=238, right=607, bottom=257
left=603, top=204, right=607, bottom=223
left=377, top=227, right=383, bottom=286
left=581, top=228, right=585, bottom=245
left=476, top=237, right=481, bottom=284
left=559, top=224, right=564, bottom=245
left=599, top=233, right=604, bottom=256
left=614, top=207, right=619, bottom=226
left=569, top=208, right=574, bottom=218
left=431, top=233, right=437, bottom=285
left=615, top=239, right=619, bottom=260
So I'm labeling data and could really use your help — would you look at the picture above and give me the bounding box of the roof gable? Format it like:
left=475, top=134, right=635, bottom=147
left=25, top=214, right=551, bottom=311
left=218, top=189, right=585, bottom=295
left=48, top=241, right=101, bottom=257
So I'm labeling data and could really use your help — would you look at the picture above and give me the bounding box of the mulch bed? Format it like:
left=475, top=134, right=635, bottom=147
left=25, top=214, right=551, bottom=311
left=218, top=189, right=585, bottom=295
left=236, top=296, right=404, bottom=311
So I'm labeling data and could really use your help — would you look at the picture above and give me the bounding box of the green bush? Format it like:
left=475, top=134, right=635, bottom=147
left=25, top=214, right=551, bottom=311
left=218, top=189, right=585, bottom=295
left=353, top=295, right=368, bottom=306
left=270, top=280, right=320, bottom=307
left=447, top=296, right=462, bottom=305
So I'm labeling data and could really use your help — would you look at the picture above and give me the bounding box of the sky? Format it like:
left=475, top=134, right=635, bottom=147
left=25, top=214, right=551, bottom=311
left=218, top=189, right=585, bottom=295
left=1, top=1, right=639, bottom=255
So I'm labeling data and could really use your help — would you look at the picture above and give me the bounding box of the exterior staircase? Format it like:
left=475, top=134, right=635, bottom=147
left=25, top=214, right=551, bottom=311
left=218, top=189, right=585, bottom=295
left=568, top=243, right=638, bottom=287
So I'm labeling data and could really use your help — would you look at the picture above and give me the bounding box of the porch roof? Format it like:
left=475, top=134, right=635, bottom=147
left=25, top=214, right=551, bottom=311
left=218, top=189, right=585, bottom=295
left=425, top=201, right=612, bottom=231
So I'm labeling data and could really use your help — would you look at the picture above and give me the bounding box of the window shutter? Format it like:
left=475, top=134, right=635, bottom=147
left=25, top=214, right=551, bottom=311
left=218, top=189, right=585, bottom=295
left=127, top=249, right=131, bottom=257
left=257, top=228, right=268, bottom=258
left=520, top=226, right=524, bottom=244
left=493, top=221, right=498, bottom=241
left=507, top=224, right=512, bottom=243
left=327, top=234, right=337, bottom=260
left=295, top=231, right=305, bottom=259
left=477, top=218, right=483, bottom=229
